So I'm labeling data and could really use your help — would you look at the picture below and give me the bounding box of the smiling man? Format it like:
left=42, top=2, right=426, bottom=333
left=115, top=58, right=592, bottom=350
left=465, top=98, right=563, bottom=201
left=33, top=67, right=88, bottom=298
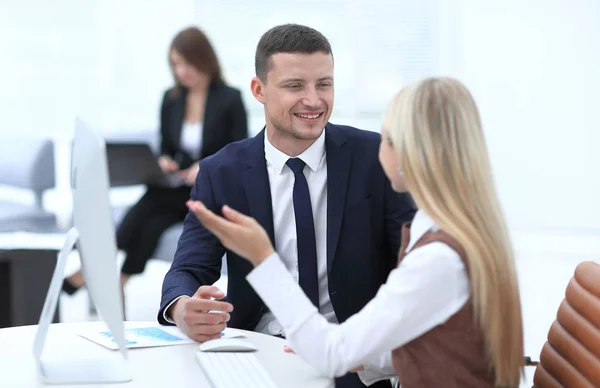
left=158, top=24, right=416, bottom=388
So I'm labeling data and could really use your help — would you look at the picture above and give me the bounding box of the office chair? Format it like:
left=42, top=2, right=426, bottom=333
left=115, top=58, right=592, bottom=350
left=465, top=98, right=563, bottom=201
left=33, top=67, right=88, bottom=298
left=0, top=136, right=58, bottom=232
left=532, top=260, right=600, bottom=387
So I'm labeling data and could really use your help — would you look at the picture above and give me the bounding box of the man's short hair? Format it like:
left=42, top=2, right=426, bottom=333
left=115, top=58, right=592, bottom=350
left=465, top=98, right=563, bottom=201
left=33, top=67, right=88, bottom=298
left=255, top=24, right=333, bottom=82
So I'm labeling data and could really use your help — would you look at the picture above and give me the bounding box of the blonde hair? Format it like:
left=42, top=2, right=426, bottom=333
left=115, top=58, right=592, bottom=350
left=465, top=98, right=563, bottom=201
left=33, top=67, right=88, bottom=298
left=383, top=77, right=523, bottom=386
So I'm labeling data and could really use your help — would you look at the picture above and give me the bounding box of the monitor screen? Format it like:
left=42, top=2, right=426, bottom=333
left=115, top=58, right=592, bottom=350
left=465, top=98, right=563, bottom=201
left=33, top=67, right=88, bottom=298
left=71, top=118, right=127, bottom=353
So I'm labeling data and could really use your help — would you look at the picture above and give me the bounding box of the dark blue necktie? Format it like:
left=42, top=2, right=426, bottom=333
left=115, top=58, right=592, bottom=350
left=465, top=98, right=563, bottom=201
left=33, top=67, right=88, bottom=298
left=286, top=158, right=319, bottom=308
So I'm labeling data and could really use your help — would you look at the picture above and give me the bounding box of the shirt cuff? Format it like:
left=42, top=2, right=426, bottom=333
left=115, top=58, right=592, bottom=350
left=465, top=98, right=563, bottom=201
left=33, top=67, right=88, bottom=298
left=162, top=295, right=191, bottom=324
left=357, top=352, right=397, bottom=386
left=246, top=253, right=317, bottom=334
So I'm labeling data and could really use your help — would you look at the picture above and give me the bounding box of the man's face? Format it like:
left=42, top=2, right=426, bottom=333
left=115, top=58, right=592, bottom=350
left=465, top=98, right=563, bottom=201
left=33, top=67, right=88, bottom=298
left=252, top=52, right=334, bottom=142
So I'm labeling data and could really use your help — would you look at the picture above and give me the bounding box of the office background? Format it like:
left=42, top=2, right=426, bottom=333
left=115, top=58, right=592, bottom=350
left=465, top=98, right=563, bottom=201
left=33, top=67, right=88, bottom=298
left=2, top=0, right=599, bottom=241
left=1, top=0, right=599, bottom=357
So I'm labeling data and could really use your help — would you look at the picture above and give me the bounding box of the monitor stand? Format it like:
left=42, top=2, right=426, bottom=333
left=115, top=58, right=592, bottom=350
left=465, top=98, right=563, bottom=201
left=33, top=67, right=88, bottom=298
left=32, top=227, right=132, bottom=384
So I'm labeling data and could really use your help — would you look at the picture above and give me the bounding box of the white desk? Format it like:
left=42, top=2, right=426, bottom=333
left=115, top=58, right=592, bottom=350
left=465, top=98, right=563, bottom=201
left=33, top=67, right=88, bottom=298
left=0, top=321, right=334, bottom=388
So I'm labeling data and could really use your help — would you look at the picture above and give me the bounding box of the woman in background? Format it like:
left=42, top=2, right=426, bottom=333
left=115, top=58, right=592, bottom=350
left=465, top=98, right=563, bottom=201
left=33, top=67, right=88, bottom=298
left=190, top=77, right=524, bottom=387
left=63, top=26, right=248, bottom=298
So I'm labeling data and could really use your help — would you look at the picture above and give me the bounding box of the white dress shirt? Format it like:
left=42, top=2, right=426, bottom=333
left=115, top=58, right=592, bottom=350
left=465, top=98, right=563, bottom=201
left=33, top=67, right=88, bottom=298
left=255, top=129, right=337, bottom=335
left=247, top=210, right=471, bottom=385
left=180, top=121, right=203, bottom=160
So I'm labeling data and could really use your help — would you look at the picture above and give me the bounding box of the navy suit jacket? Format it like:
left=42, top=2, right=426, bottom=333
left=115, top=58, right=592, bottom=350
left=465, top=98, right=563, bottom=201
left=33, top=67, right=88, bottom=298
left=159, top=123, right=416, bottom=331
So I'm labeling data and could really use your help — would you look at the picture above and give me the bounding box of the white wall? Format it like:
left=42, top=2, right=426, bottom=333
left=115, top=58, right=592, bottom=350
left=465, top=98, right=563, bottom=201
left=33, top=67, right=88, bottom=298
left=0, top=0, right=196, bottom=223
left=0, top=0, right=195, bottom=136
left=193, top=0, right=600, bottom=252
left=451, top=1, right=600, bottom=239
left=194, top=0, right=446, bottom=135
left=2, top=1, right=600, bottom=249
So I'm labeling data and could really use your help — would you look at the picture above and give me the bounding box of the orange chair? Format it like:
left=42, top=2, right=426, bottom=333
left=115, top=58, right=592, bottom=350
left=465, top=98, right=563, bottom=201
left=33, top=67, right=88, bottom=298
left=532, top=261, right=600, bottom=387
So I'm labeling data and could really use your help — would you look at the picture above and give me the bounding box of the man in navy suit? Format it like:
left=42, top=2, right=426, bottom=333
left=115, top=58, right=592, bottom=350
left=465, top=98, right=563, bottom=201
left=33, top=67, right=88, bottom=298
left=158, top=24, right=415, bottom=388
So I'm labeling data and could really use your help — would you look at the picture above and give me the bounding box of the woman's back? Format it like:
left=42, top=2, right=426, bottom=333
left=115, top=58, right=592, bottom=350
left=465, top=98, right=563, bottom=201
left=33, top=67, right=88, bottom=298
left=392, top=225, right=494, bottom=387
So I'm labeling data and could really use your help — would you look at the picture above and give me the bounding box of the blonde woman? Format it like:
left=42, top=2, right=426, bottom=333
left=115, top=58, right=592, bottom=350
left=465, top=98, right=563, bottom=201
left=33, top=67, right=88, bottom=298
left=187, top=77, right=524, bottom=387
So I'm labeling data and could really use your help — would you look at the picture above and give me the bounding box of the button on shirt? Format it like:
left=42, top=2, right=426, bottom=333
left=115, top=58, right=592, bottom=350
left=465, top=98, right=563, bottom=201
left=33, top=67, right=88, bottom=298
left=254, top=129, right=338, bottom=336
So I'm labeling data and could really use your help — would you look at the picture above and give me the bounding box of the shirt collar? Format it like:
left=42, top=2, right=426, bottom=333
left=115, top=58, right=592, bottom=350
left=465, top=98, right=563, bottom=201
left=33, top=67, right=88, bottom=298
left=264, top=128, right=326, bottom=174
left=406, top=210, right=440, bottom=252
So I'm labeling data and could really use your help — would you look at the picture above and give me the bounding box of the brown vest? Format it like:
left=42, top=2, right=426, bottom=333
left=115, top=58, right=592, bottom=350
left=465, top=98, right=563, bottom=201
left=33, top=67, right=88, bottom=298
left=391, top=222, right=496, bottom=387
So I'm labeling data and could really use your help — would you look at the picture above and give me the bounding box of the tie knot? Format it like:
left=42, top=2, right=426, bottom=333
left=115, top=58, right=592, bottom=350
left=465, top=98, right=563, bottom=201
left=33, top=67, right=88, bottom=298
left=286, top=158, right=306, bottom=175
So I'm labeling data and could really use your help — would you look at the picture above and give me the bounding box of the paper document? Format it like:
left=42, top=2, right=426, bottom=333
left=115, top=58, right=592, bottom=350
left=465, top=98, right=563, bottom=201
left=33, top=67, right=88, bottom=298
left=78, top=325, right=246, bottom=350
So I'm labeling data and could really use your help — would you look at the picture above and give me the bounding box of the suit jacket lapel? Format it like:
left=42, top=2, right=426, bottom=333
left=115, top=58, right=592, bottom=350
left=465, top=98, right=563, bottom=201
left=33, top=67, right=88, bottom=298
left=242, top=129, right=276, bottom=248
left=325, top=124, right=351, bottom=274
left=170, top=88, right=186, bottom=149
left=201, top=83, right=219, bottom=156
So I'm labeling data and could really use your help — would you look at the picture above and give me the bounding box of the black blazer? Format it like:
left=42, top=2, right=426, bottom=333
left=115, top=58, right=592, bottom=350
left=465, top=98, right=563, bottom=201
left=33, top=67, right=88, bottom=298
left=159, top=82, right=248, bottom=169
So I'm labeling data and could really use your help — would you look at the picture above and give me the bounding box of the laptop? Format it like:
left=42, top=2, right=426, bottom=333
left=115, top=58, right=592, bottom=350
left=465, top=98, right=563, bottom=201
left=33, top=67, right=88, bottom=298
left=105, top=142, right=186, bottom=188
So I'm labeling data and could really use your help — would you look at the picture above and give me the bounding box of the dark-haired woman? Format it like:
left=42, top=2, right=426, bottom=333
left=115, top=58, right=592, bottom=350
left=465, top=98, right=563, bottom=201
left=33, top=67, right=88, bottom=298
left=62, top=26, right=248, bottom=301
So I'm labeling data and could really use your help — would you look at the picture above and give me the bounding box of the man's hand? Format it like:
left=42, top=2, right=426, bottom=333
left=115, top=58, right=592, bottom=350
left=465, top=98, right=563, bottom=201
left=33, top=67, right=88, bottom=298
left=158, top=155, right=179, bottom=173
left=169, top=285, right=234, bottom=343
left=187, top=201, right=274, bottom=266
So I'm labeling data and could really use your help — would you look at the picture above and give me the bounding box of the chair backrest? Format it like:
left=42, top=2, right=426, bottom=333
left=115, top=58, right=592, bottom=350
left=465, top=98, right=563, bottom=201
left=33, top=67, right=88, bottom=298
left=0, top=137, right=55, bottom=208
left=533, top=261, right=600, bottom=387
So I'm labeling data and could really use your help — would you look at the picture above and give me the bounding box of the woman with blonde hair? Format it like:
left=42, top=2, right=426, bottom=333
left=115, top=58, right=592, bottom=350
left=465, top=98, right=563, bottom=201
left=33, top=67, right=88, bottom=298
left=188, top=77, right=524, bottom=387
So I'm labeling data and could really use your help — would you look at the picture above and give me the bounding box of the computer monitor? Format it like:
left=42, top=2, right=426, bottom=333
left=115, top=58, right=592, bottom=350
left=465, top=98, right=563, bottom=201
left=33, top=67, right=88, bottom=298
left=33, top=118, right=132, bottom=384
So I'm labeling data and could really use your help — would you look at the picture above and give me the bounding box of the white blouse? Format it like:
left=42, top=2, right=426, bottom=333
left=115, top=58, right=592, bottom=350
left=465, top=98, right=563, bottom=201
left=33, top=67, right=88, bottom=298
left=246, top=210, right=471, bottom=385
left=180, top=121, right=203, bottom=160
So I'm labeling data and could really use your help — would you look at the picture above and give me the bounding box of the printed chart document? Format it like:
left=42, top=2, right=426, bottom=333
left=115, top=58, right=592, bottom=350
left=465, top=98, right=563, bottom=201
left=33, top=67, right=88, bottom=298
left=78, top=324, right=246, bottom=350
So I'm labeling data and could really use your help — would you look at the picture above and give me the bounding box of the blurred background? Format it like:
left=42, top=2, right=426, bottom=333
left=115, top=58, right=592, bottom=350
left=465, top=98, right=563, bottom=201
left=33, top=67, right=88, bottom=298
left=1, top=0, right=599, bottom=362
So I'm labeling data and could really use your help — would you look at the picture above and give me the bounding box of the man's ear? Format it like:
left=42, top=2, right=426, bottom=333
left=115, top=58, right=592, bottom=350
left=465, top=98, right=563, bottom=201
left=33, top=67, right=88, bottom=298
left=250, top=77, right=266, bottom=104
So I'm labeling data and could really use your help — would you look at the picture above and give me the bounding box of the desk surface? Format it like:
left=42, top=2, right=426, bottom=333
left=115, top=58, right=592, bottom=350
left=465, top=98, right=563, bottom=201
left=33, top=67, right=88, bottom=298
left=0, top=231, right=65, bottom=251
left=0, top=321, right=334, bottom=388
